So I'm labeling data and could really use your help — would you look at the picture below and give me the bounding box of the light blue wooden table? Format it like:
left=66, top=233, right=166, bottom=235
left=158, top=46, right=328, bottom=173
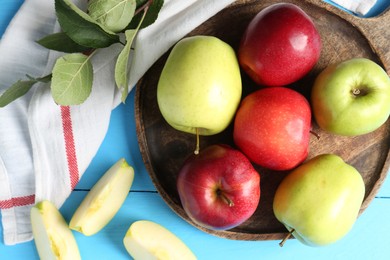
left=1, top=1, right=390, bottom=259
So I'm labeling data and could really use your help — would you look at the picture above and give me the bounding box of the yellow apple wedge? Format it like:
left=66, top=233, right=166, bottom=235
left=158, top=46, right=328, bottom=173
left=69, top=158, right=134, bottom=236
left=30, top=200, right=81, bottom=260
left=123, top=220, right=197, bottom=260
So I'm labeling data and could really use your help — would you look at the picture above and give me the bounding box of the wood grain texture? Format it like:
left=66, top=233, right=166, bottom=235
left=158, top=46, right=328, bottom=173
left=3, top=192, right=390, bottom=259
left=135, top=0, right=390, bottom=241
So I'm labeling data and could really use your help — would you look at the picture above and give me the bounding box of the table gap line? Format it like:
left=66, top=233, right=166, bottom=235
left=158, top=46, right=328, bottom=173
left=73, top=189, right=158, bottom=193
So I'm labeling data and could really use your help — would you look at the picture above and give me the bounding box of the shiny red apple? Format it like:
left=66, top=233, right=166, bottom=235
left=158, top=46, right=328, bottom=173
left=233, top=87, right=311, bottom=171
left=177, top=144, right=260, bottom=230
left=238, top=3, right=322, bottom=86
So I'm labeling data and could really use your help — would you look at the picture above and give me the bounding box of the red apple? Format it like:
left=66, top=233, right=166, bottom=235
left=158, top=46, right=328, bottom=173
left=238, top=3, right=321, bottom=86
left=177, top=144, right=260, bottom=230
left=233, top=87, right=311, bottom=171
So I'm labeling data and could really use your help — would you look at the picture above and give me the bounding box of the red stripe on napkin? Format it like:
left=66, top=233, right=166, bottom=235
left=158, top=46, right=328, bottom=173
left=0, top=107, right=79, bottom=210
left=0, top=194, right=35, bottom=209
left=61, top=106, right=79, bottom=190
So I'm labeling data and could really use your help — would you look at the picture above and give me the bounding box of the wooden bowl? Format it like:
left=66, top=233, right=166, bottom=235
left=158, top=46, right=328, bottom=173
left=135, top=0, right=390, bottom=241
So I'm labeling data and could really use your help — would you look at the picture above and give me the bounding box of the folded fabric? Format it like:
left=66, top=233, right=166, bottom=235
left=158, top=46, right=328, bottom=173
left=0, top=0, right=235, bottom=245
left=331, top=0, right=377, bottom=15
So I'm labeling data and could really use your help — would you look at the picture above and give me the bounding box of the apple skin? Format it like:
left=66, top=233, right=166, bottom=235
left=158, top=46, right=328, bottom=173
left=238, top=3, right=321, bottom=86
left=273, top=154, right=365, bottom=246
left=177, top=144, right=260, bottom=230
left=311, top=58, right=390, bottom=136
left=157, top=35, right=242, bottom=136
left=233, top=87, right=311, bottom=171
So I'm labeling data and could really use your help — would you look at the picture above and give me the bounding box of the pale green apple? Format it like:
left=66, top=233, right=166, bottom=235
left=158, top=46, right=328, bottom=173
left=31, top=200, right=81, bottom=260
left=69, top=158, right=134, bottom=236
left=311, top=58, right=390, bottom=136
left=157, top=35, right=242, bottom=136
left=123, top=220, right=197, bottom=260
left=273, top=154, right=365, bottom=246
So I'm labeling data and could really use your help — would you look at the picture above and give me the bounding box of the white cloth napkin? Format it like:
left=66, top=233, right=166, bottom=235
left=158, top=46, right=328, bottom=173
left=0, top=0, right=236, bottom=245
left=331, top=0, right=377, bottom=15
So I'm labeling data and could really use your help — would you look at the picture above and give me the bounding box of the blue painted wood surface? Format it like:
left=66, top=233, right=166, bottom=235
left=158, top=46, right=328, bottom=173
left=1, top=1, right=390, bottom=259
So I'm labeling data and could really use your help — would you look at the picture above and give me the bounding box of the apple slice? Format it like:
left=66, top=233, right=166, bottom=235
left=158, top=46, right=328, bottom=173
left=69, top=158, right=134, bottom=236
left=123, top=220, right=197, bottom=260
left=31, top=200, right=81, bottom=260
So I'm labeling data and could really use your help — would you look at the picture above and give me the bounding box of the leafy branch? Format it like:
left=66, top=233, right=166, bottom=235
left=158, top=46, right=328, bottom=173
left=0, top=0, right=163, bottom=107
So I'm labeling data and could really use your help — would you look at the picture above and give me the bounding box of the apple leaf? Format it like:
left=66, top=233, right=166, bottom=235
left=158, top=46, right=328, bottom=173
left=134, top=0, right=147, bottom=6
left=0, top=75, right=51, bottom=107
left=115, top=6, right=147, bottom=102
left=51, top=53, right=94, bottom=105
left=27, top=74, right=52, bottom=83
left=88, top=0, right=137, bottom=33
left=126, top=0, right=164, bottom=30
left=37, top=32, right=92, bottom=53
left=0, top=80, right=36, bottom=107
left=55, top=0, right=120, bottom=49
left=115, top=30, right=136, bottom=102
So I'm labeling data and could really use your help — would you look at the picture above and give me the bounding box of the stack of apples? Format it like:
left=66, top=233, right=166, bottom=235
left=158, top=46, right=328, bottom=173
left=157, top=3, right=390, bottom=247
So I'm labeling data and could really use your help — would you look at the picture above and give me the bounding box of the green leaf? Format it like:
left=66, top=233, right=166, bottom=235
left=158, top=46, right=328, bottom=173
left=0, top=80, right=36, bottom=107
left=115, top=30, right=137, bottom=102
left=55, top=0, right=120, bottom=49
left=126, top=0, right=164, bottom=30
left=37, top=32, right=92, bottom=53
left=28, top=74, right=53, bottom=83
left=135, top=0, right=148, bottom=7
left=0, top=75, right=52, bottom=107
left=88, top=0, right=137, bottom=33
left=51, top=53, right=94, bottom=105
left=115, top=5, right=148, bottom=102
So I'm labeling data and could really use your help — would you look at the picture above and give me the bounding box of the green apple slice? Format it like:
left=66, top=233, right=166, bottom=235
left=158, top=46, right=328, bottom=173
left=31, top=200, right=81, bottom=260
left=69, top=158, right=134, bottom=236
left=123, top=220, right=197, bottom=260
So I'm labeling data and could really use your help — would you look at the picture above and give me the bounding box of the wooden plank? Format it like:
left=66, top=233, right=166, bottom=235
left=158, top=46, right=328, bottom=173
left=0, top=1, right=390, bottom=259
left=377, top=176, right=390, bottom=197
left=0, top=0, right=24, bottom=37
left=1, top=192, right=390, bottom=259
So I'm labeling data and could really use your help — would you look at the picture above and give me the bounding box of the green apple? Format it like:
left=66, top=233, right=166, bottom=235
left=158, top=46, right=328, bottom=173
left=273, top=154, right=365, bottom=246
left=31, top=200, right=81, bottom=260
left=157, top=35, right=242, bottom=137
left=311, top=58, right=390, bottom=136
left=123, top=220, right=197, bottom=260
left=69, top=158, right=134, bottom=236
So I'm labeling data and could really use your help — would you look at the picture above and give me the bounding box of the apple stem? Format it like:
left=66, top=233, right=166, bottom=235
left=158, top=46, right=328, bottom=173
left=352, top=87, right=369, bottom=97
left=279, top=229, right=295, bottom=247
left=218, top=191, right=234, bottom=207
left=194, top=128, right=200, bottom=155
left=310, top=130, right=320, bottom=140
left=352, top=88, right=361, bottom=96
left=223, top=195, right=234, bottom=207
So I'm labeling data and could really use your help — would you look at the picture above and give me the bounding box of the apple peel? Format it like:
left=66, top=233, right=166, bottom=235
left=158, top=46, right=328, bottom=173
left=273, top=154, right=365, bottom=246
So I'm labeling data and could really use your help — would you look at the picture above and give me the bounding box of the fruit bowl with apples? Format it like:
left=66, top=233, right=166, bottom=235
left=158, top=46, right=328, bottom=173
left=135, top=0, right=390, bottom=242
